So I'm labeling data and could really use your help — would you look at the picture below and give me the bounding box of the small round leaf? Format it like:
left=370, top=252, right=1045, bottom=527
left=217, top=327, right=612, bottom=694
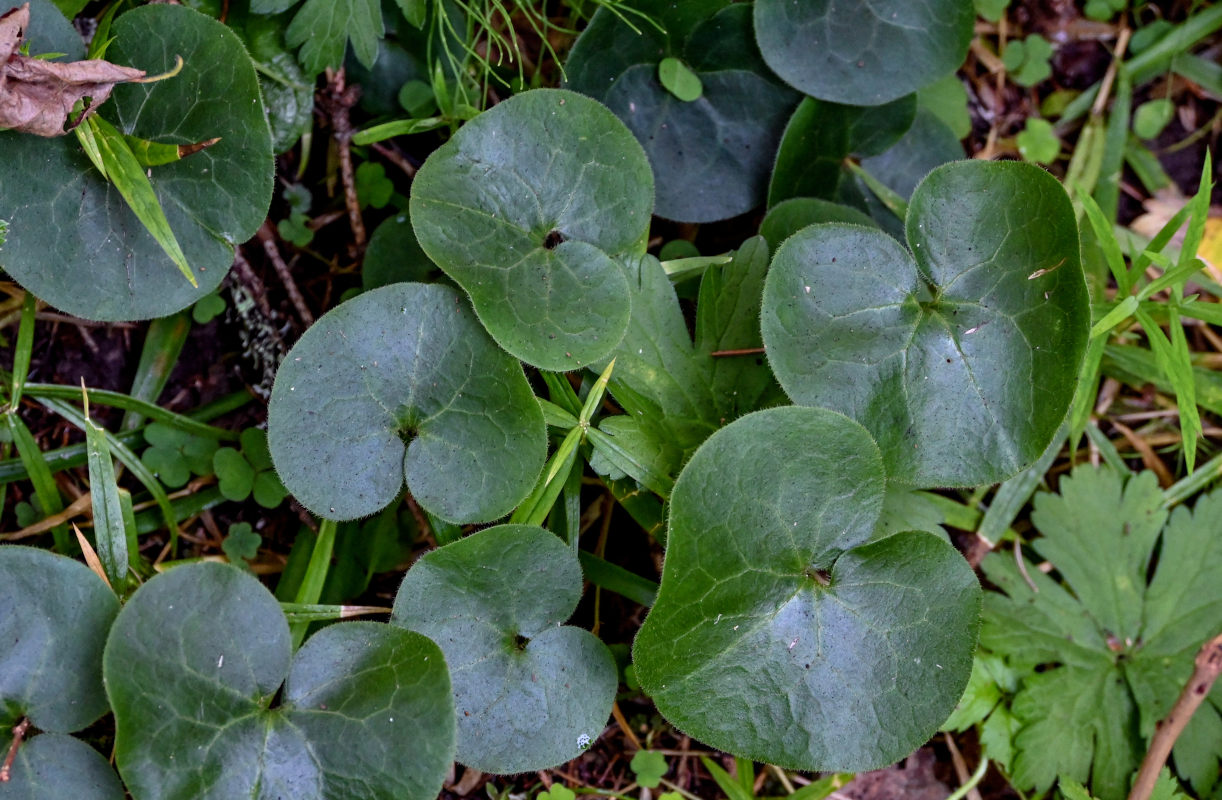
left=633, top=407, right=981, bottom=770
left=0, top=546, right=118, bottom=732
left=104, top=562, right=454, bottom=800
left=392, top=525, right=617, bottom=773
left=754, top=0, right=974, bottom=105
left=0, top=4, right=274, bottom=321
left=410, top=89, right=652, bottom=370
left=268, top=283, right=546, bottom=522
left=761, top=160, right=1089, bottom=486
left=658, top=57, right=703, bottom=102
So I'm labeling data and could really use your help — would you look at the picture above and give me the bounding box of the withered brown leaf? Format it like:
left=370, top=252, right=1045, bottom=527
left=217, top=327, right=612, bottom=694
left=0, top=3, right=145, bottom=136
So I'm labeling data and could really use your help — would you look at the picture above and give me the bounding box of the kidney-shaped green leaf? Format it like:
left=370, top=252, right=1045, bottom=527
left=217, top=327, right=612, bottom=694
left=633, top=407, right=980, bottom=770
left=104, top=562, right=454, bottom=800
left=0, top=546, right=118, bottom=732
left=268, top=282, right=546, bottom=522
left=761, top=160, right=1089, bottom=487
left=567, top=3, right=796, bottom=223
left=0, top=734, right=123, bottom=800
left=410, top=89, right=652, bottom=370
left=392, top=525, right=617, bottom=773
left=0, top=3, right=273, bottom=321
left=754, top=0, right=973, bottom=106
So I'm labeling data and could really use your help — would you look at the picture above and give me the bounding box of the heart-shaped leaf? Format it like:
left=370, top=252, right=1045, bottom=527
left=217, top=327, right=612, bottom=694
left=104, top=562, right=454, bottom=800
left=633, top=407, right=981, bottom=770
left=0, top=546, right=118, bottom=732
left=392, top=525, right=617, bottom=773
left=754, top=0, right=973, bottom=105
left=768, top=95, right=916, bottom=208
left=566, top=3, right=796, bottom=223
left=761, top=160, right=1089, bottom=487
left=410, top=89, right=652, bottom=370
left=0, top=734, right=123, bottom=800
left=0, top=3, right=273, bottom=321
left=268, top=282, right=546, bottom=522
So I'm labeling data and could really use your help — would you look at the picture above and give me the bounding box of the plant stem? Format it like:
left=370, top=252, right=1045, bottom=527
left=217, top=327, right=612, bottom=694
left=0, top=718, right=30, bottom=782
left=1127, top=632, right=1222, bottom=800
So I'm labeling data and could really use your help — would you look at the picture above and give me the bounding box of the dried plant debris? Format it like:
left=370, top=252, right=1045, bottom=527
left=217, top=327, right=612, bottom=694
left=0, top=3, right=144, bottom=136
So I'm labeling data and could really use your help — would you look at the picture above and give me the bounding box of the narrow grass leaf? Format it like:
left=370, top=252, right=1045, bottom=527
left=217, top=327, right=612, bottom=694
left=290, top=517, right=337, bottom=648
left=979, top=424, right=1066, bottom=547
left=1084, top=422, right=1131, bottom=474
left=1091, top=295, right=1139, bottom=337
left=86, top=116, right=197, bottom=288
left=1133, top=306, right=1199, bottom=471
left=83, top=389, right=127, bottom=590
left=511, top=427, right=581, bottom=527
left=1078, top=189, right=1130, bottom=293
left=25, top=383, right=236, bottom=440
left=539, top=399, right=579, bottom=429
left=699, top=757, right=755, bottom=800
left=39, top=398, right=180, bottom=540
left=579, top=358, right=616, bottom=424
left=122, top=310, right=191, bottom=430
left=352, top=117, right=446, bottom=145
left=1178, top=150, right=1213, bottom=270
left=6, top=413, right=70, bottom=552
left=8, top=292, right=37, bottom=410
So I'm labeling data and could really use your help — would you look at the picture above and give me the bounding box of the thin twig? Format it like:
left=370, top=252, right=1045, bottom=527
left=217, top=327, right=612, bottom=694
left=709, top=347, right=766, bottom=358
left=1128, top=633, right=1222, bottom=800
left=944, top=733, right=985, bottom=800
left=0, top=718, right=30, bottom=782
left=321, top=68, right=366, bottom=252
left=257, top=222, right=314, bottom=326
left=1092, top=27, right=1132, bottom=118
left=371, top=142, right=417, bottom=179
left=610, top=701, right=642, bottom=751
left=1111, top=421, right=1174, bottom=487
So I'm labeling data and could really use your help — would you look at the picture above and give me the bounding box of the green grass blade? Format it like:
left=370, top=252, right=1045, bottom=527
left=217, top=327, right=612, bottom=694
left=87, top=116, right=197, bottom=287
left=1178, top=150, right=1212, bottom=270
left=1091, top=295, right=1139, bottom=337
left=699, top=757, right=755, bottom=800
left=1093, top=67, right=1130, bottom=222
left=83, top=390, right=128, bottom=591
left=24, top=382, right=237, bottom=440
left=1133, top=305, right=1200, bottom=471
left=978, top=424, right=1066, bottom=547
left=1084, top=422, right=1131, bottom=474
left=846, top=161, right=909, bottom=222
left=290, top=518, right=337, bottom=649
left=39, top=398, right=181, bottom=542
left=511, top=426, right=582, bottom=527
left=7, top=292, right=37, bottom=411
left=579, top=358, right=615, bottom=425
left=122, top=310, right=191, bottom=431
left=1078, top=190, right=1130, bottom=294
left=6, top=413, right=70, bottom=551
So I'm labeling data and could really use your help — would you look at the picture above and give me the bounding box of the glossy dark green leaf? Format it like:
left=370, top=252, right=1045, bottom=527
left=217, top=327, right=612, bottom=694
left=392, top=525, right=616, bottom=773
left=268, top=283, right=545, bottom=522
left=0, top=734, right=123, bottom=800
left=760, top=198, right=876, bottom=254
left=761, top=160, right=1089, bottom=487
left=768, top=95, right=916, bottom=207
left=410, top=89, right=651, bottom=370
left=567, top=4, right=796, bottom=223
left=0, top=4, right=273, bottom=322
left=633, top=407, right=981, bottom=770
left=754, top=0, right=974, bottom=105
left=0, top=546, right=118, bottom=732
left=104, top=562, right=454, bottom=800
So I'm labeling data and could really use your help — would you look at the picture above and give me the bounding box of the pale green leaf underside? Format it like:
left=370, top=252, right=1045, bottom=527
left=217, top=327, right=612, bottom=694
left=634, top=407, right=980, bottom=770
left=762, top=160, right=1089, bottom=487
left=268, top=283, right=546, bottom=523
left=392, top=525, right=617, bottom=773
left=0, top=546, right=118, bottom=733
left=410, top=89, right=652, bottom=370
left=104, top=563, right=454, bottom=800
left=0, top=3, right=273, bottom=322
left=753, top=0, right=973, bottom=105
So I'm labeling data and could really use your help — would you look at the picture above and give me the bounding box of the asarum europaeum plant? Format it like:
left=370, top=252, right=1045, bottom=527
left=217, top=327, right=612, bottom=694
left=0, top=0, right=1097, bottom=792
